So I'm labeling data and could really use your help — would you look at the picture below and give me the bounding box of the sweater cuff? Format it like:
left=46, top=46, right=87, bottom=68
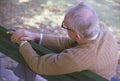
left=20, top=41, right=28, bottom=47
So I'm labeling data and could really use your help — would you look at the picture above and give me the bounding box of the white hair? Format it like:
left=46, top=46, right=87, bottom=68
left=66, top=2, right=100, bottom=38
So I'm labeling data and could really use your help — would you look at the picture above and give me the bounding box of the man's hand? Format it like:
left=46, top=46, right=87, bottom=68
left=7, top=29, right=40, bottom=44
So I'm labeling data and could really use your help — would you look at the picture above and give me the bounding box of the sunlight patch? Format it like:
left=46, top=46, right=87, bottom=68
left=19, top=0, right=30, bottom=3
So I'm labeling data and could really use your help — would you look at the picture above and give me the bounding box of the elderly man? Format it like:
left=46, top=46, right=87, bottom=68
left=7, top=2, right=119, bottom=81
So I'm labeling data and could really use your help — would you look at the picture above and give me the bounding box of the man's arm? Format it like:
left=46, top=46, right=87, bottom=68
left=41, top=34, right=77, bottom=52
left=19, top=41, right=94, bottom=75
left=7, top=29, right=77, bottom=52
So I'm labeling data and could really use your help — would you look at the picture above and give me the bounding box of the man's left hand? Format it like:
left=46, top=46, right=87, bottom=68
left=7, top=30, right=22, bottom=45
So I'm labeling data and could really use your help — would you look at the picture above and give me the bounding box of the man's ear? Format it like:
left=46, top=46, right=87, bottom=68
left=76, top=34, right=81, bottom=40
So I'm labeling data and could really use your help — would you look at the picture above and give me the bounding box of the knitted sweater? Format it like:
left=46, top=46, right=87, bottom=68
left=19, top=23, right=119, bottom=80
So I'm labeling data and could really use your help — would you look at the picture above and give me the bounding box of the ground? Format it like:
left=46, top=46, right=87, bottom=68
left=0, top=0, right=120, bottom=81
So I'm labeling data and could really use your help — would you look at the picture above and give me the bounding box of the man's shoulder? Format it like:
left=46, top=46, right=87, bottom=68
left=99, top=22, right=109, bottom=32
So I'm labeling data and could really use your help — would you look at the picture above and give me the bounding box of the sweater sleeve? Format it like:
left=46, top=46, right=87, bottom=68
left=19, top=42, right=94, bottom=75
left=41, top=34, right=77, bottom=52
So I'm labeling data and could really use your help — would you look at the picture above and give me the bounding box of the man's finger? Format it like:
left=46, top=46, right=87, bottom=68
left=21, top=37, right=30, bottom=41
left=6, top=29, right=16, bottom=34
left=6, top=31, right=15, bottom=34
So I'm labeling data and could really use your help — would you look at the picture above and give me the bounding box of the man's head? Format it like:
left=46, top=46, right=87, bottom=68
left=62, top=2, right=100, bottom=43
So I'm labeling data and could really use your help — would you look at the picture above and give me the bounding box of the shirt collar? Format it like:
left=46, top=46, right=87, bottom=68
left=89, top=32, right=99, bottom=40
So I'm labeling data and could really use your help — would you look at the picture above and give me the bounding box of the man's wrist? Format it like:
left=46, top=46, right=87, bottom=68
left=20, top=41, right=28, bottom=47
left=39, top=33, right=43, bottom=44
left=33, top=33, right=40, bottom=43
left=34, top=33, right=43, bottom=44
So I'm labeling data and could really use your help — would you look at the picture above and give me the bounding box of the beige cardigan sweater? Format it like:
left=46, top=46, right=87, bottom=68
left=19, top=23, right=119, bottom=80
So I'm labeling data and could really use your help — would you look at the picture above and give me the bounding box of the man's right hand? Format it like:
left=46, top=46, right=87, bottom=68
left=7, top=29, right=40, bottom=44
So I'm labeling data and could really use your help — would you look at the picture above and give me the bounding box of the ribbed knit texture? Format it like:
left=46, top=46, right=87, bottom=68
left=19, top=23, right=119, bottom=80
